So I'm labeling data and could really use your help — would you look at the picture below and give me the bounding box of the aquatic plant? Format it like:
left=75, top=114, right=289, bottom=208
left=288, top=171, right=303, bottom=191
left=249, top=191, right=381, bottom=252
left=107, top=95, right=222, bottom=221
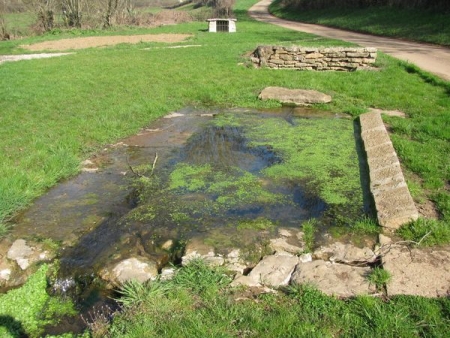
left=0, top=264, right=76, bottom=337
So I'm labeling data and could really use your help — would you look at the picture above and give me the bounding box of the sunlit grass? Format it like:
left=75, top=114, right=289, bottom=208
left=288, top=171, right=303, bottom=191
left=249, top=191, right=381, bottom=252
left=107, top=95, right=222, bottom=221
left=269, top=0, right=450, bottom=46
left=107, top=261, right=450, bottom=337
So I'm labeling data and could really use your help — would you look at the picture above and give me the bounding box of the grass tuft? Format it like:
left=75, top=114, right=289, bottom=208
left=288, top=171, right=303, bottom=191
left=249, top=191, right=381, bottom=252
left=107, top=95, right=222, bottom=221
left=396, top=218, right=450, bottom=246
left=302, top=219, right=317, bottom=253
left=367, top=267, right=391, bottom=291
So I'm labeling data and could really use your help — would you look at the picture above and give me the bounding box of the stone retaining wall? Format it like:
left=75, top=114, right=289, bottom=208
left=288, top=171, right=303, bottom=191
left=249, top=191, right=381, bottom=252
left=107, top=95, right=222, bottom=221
left=251, top=46, right=377, bottom=71
left=359, top=111, right=418, bottom=229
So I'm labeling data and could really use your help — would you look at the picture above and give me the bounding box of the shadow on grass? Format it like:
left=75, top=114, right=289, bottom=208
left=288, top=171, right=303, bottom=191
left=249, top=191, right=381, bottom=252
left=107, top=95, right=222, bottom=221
left=353, top=119, right=376, bottom=217
left=401, top=62, right=450, bottom=96
left=0, top=315, right=26, bottom=338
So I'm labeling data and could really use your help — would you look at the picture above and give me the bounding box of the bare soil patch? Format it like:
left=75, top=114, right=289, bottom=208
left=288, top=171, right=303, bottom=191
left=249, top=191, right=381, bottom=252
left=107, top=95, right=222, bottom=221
left=21, top=34, right=192, bottom=52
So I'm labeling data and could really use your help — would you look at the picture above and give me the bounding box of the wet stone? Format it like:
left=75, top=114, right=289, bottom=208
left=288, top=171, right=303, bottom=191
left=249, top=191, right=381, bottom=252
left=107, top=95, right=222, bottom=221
left=0, top=261, right=12, bottom=282
left=232, top=254, right=299, bottom=288
left=7, top=239, right=41, bottom=270
left=181, top=238, right=216, bottom=266
left=160, top=266, right=176, bottom=281
left=269, top=236, right=304, bottom=255
left=103, top=257, right=158, bottom=284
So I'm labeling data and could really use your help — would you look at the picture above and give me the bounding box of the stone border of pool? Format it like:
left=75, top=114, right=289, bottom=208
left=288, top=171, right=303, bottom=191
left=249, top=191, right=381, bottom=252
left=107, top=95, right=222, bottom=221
left=359, top=111, right=418, bottom=229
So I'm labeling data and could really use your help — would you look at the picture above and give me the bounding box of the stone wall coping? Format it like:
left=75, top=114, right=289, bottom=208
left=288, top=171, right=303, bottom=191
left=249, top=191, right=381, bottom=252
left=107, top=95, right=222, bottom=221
left=206, top=18, right=237, bottom=22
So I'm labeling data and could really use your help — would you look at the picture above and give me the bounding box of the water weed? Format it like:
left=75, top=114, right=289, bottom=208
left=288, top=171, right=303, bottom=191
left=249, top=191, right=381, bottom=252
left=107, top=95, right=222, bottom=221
left=0, top=264, right=76, bottom=337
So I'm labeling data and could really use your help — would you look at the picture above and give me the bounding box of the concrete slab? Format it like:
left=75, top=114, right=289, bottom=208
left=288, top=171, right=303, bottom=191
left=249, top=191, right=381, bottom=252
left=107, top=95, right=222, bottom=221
left=361, top=129, right=392, bottom=149
left=291, top=260, right=375, bottom=297
left=381, top=237, right=450, bottom=297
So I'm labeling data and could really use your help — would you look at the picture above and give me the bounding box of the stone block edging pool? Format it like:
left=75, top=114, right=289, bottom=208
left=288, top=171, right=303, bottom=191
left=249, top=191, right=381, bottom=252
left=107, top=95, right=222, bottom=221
left=359, top=111, right=418, bottom=229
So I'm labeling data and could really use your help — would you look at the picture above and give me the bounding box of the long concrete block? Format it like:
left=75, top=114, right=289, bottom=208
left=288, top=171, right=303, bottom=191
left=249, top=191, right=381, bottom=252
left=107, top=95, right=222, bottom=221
left=359, top=112, right=418, bottom=229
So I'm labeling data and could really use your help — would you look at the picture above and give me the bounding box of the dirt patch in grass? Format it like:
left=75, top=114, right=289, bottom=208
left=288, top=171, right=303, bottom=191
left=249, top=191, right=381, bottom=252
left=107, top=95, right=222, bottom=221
left=21, top=34, right=192, bottom=51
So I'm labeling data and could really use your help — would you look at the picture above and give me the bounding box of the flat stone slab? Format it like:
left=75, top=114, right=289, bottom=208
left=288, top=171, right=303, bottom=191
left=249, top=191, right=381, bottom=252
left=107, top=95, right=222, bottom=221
left=232, top=254, right=299, bottom=287
left=314, top=242, right=376, bottom=264
left=269, top=228, right=305, bottom=255
left=291, top=260, right=375, bottom=297
left=258, top=87, right=332, bottom=106
left=381, top=237, right=450, bottom=297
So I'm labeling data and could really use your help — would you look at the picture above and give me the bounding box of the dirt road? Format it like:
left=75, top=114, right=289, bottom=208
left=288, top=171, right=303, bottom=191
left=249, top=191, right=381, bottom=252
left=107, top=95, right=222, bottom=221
left=249, top=0, right=450, bottom=81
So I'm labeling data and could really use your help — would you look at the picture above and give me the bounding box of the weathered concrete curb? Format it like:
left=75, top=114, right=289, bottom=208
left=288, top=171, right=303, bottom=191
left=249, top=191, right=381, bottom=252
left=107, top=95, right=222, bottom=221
left=359, top=112, right=418, bottom=229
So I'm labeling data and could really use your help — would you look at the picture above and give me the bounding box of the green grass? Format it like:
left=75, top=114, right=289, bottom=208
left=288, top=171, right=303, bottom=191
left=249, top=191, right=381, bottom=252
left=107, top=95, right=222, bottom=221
left=269, top=0, right=450, bottom=46
left=367, top=267, right=391, bottom=291
left=105, top=261, right=450, bottom=337
left=2, top=12, right=35, bottom=37
left=397, top=218, right=450, bottom=247
left=302, top=218, right=316, bottom=252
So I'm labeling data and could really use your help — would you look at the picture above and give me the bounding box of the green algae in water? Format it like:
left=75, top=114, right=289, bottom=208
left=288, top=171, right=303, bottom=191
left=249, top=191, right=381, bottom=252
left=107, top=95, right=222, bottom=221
left=0, top=264, right=76, bottom=337
left=247, top=117, right=362, bottom=205
left=211, top=113, right=366, bottom=223
left=129, top=110, right=365, bottom=246
left=169, top=164, right=287, bottom=211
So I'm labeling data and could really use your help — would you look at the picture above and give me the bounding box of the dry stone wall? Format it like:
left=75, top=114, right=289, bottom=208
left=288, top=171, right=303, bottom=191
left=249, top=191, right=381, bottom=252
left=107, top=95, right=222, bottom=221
left=251, top=46, right=377, bottom=71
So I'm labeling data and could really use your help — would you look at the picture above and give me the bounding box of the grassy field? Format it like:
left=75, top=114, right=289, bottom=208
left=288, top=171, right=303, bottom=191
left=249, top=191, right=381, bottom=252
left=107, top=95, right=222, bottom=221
left=1, top=0, right=450, bottom=335
left=269, top=0, right=450, bottom=46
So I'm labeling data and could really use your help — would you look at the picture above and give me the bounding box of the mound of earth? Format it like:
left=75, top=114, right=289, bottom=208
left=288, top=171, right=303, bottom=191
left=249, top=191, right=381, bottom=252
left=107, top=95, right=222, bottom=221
left=21, top=34, right=192, bottom=52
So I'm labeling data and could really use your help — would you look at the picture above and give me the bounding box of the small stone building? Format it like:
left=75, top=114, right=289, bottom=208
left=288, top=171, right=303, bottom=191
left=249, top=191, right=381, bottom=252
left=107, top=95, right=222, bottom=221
left=207, top=18, right=237, bottom=33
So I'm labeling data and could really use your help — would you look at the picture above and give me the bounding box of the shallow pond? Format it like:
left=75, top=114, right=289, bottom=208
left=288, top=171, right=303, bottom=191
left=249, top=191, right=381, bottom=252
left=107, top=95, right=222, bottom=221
left=10, top=106, right=374, bottom=334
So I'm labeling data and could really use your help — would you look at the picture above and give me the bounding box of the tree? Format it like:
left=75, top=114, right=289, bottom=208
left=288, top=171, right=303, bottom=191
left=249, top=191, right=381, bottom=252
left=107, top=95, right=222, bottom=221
left=21, top=0, right=58, bottom=32
left=61, top=0, right=83, bottom=28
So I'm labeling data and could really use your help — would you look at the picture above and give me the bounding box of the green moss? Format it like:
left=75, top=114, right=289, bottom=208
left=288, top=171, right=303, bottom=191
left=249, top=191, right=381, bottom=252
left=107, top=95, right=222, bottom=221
left=81, top=192, right=99, bottom=206
left=0, top=264, right=76, bottom=338
left=169, top=164, right=212, bottom=192
left=237, top=218, right=276, bottom=231
left=130, top=113, right=366, bottom=239
left=247, top=117, right=362, bottom=208
left=129, top=205, right=157, bottom=222
left=170, top=212, right=193, bottom=225
left=82, top=214, right=103, bottom=226
left=211, top=113, right=242, bottom=128
left=168, top=164, right=285, bottom=212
